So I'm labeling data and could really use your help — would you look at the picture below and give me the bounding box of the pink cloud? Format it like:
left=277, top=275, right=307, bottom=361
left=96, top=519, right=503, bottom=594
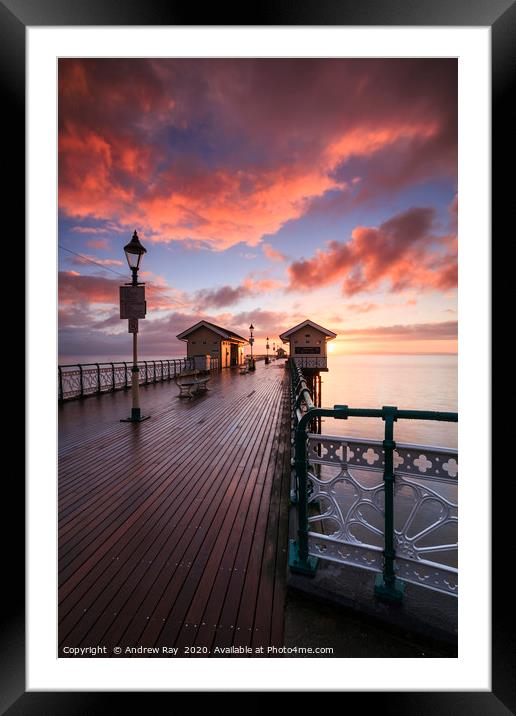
left=58, top=270, right=189, bottom=313
left=58, top=59, right=457, bottom=251
left=68, top=253, right=124, bottom=267
left=59, top=271, right=119, bottom=305
left=263, top=243, right=287, bottom=262
left=340, top=320, right=457, bottom=342
left=288, top=207, right=457, bottom=296
left=346, top=302, right=379, bottom=313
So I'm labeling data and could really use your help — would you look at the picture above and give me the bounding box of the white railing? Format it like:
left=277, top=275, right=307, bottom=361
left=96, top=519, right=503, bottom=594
left=292, top=356, right=328, bottom=370
left=59, top=357, right=198, bottom=400
left=305, top=433, right=458, bottom=596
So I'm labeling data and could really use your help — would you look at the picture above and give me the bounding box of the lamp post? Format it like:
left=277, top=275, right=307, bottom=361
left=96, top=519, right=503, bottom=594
left=120, top=230, right=149, bottom=422
left=272, top=341, right=276, bottom=361
left=265, top=336, right=269, bottom=365
left=248, top=324, right=256, bottom=371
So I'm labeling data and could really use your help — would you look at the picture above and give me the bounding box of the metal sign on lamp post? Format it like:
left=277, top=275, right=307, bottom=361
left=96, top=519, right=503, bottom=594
left=120, top=230, right=150, bottom=422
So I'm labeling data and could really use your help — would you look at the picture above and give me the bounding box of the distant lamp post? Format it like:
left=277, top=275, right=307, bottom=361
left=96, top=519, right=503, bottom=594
left=120, top=230, right=149, bottom=422
left=248, top=324, right=256, bottom=371
left=273, top=341, right=276, bottom=360
left=265, top=336, right=270, bottom=365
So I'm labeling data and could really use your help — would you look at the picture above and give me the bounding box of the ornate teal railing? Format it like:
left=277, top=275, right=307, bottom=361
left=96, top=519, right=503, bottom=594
left=289, top=360, right=458, bottom=601
left=58, top=356, right=219, bottom=401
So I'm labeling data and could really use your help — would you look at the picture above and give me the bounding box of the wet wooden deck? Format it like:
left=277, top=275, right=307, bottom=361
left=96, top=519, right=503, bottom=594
left=58, top=361, right=290, bottom=657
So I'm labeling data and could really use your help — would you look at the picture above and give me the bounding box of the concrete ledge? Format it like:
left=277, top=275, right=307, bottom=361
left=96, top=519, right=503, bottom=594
left=288, top=559, right=457, bottom=647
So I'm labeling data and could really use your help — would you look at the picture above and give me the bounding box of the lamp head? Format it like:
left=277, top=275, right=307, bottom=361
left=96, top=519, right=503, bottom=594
left=124, top=230, right=147, bottom=270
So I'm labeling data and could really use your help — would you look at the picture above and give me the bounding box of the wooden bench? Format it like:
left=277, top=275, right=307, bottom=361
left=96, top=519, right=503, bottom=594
left=176, top=374, right=211, bottom=398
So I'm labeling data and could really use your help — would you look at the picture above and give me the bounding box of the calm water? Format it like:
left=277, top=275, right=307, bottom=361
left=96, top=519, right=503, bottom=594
left=319, top=354, right=457, bottom=449
left=314, top=354, right=457, bottom=569
left=59, top=352, right=457, bottom=447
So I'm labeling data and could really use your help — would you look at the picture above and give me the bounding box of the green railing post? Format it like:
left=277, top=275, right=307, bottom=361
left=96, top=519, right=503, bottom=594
left=289, top=416, right=318, bottom=576
left=78, top=364, right=84, bottom=398
left=289, top=359, right=318, bottom=576
left=58, top=366, right=63, bottom=402
left=111, top=362, right=115, bottom=390
left=374, top=405, right=405, bottom=603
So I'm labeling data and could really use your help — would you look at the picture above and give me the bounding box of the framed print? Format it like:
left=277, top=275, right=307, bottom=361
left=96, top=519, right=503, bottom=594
left=5, top=0, right=510, bottom=708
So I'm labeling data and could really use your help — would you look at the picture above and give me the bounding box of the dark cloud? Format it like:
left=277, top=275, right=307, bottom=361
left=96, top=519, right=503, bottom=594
left=193, top=284, right=250, bottom=310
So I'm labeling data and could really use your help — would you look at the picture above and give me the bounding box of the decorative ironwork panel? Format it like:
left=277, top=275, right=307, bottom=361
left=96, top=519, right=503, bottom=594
left=60, top=368, right=82, bottom=399
left=394, top=556, right=458, bottom=595
left=305, top=433, right=458, bottom=596
left=113, top=364, right=127, bottom=389
left=308, top=435, right=458, bottom=483
left=307, top=462, right=385, bottom=548
left=98, top=366, right=114, bottom=391
left=393, top=444, right=458, bottom=483
left=308, top=534, right=383, bottom=573
left=80, top=366, right=100, bottom=395
left=58, top=357, right=197, bottom=400
left=292, top=356, right=327, bottom=370
left=392, top=474, right=457, bottom=594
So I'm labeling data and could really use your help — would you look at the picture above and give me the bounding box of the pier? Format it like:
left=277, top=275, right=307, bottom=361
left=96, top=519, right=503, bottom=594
left=59, top=346, right=458, bottom=657
left=59, top=361, right=290, bottom=655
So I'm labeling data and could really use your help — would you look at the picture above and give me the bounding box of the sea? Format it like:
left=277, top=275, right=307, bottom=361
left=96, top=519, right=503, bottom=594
left=315, top=353, right=458, bottom=569
left=60, top=352, right=457, bottom=449
left=316, top=353, right=457, bottom=449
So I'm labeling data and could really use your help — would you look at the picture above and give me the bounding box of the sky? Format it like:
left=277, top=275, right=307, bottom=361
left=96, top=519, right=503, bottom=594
left=58, top=58, right=457, bottom=360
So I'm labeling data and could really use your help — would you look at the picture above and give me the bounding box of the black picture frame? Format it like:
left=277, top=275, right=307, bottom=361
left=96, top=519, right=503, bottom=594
left=6, top=0, right=509, bottom=709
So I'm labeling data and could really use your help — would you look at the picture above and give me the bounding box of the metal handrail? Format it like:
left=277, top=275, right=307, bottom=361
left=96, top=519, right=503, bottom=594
left=289, top=359, right=458, bottom=602
left=57, top=357, right=222, bottom=401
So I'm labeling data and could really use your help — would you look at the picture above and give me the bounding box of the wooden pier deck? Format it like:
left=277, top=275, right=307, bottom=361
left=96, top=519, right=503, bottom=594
left=58, top=361, right=290, bottom=657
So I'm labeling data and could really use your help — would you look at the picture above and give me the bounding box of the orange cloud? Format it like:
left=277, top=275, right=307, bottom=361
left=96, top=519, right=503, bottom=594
left=58, top=59, right=457, bottom=251
left=288, top=207, right=457, bottom=296
left=263, top=243, right=287, bottom=262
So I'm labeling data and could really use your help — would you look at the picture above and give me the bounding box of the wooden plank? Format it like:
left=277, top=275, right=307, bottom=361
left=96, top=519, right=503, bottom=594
left=58, top=386, right=262, bottom=575
left=127, top=383, right=280, bottom=650
left=59, top=383, right=275, bottom=646
left=175, top=385, right=284, bottom=653
left=59, top=380, right=272, bottom=604
left=206, top=386, right=285, bottom=654
left=61, top=384, right=274, bottom=648
left=58, top=362, right=290, bottom=656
